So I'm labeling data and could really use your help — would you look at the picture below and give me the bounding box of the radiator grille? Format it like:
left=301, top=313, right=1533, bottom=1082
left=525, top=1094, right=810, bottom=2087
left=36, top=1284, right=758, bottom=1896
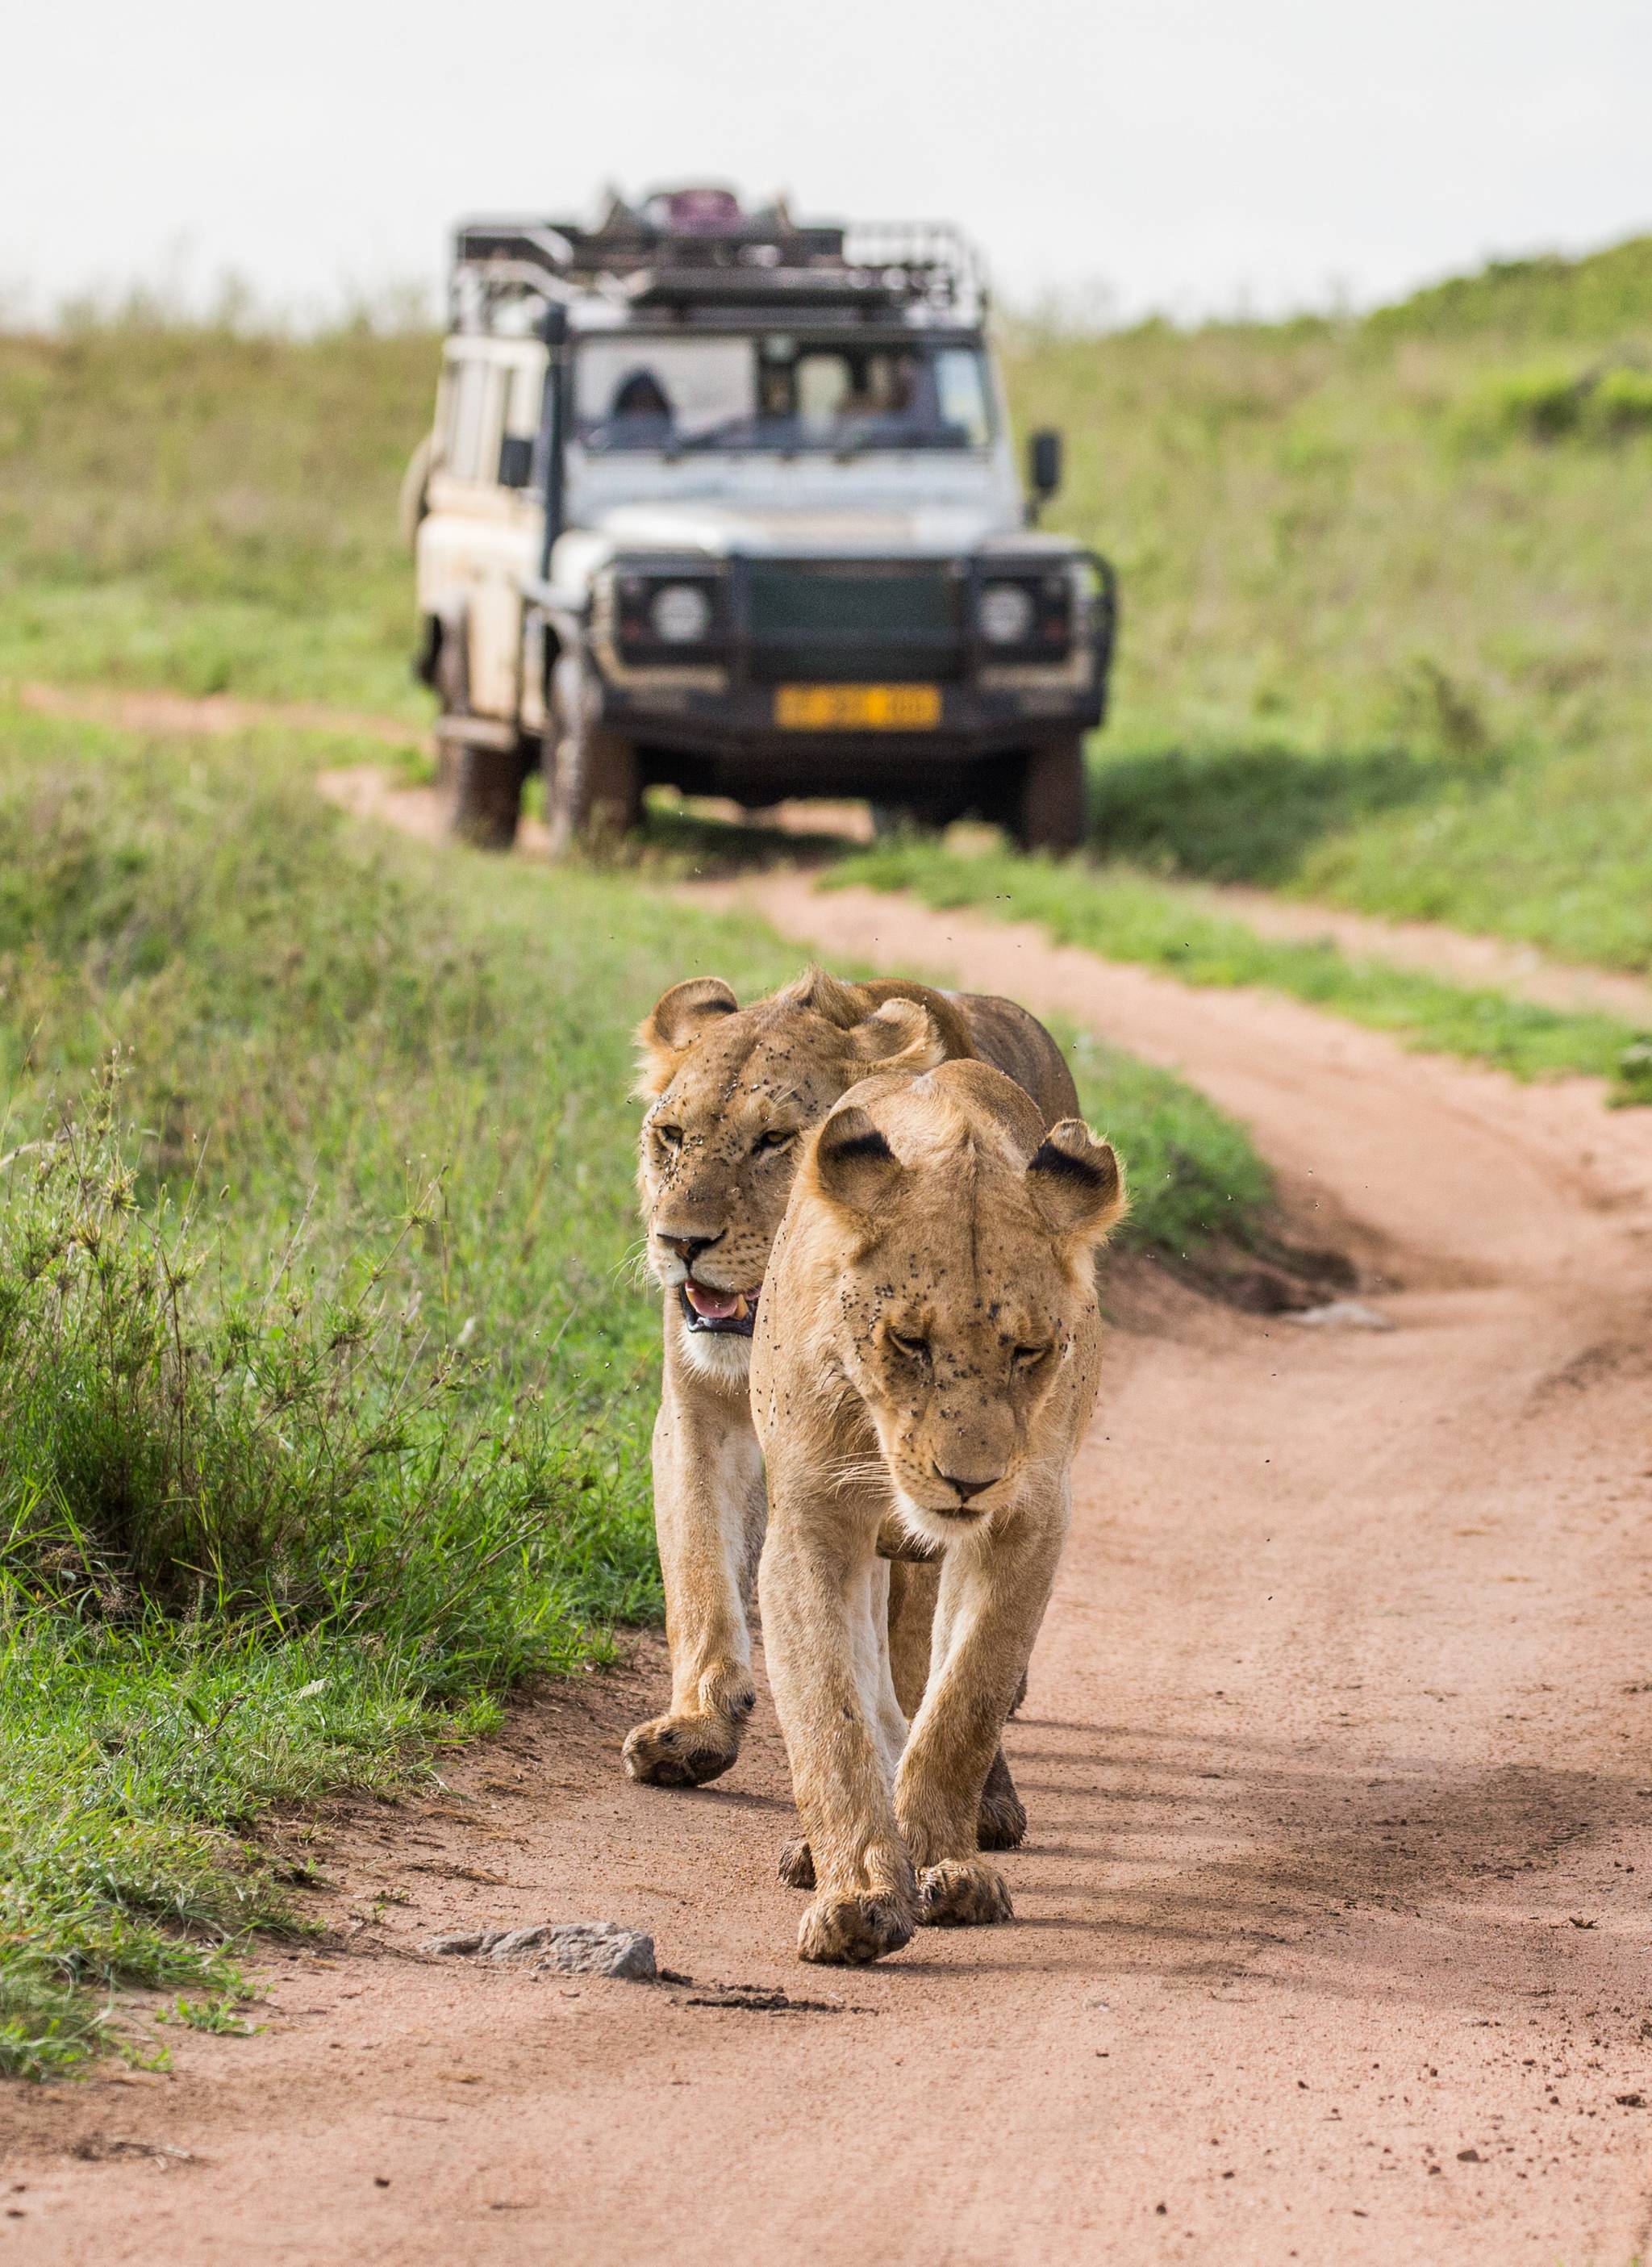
left=744, top=562, right=962, bottom=683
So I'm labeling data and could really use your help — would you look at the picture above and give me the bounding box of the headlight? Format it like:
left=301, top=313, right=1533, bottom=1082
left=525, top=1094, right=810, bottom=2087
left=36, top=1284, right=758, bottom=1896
left=978, top=582, right=1037, bottom=645
left=649, top=583, right=713, bottom=644
left=974, top=569, right=1074, bottom=661
left=612, top=570, right=722, bottom=663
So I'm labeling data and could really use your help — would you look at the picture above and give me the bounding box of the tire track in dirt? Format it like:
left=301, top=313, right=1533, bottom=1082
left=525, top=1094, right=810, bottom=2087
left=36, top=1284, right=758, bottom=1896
left=8, top=798, right=1652, bottom=2267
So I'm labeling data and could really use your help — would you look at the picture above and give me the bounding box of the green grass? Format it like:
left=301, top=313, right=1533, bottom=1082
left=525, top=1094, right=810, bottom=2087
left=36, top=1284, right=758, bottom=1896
left=1001, top=233, right=1652, bottom=973
left=828, top=841, right=1650, bottom=1097
left=0, top=704, right=1271, bottom=2078
left=0, top=316, right=433, bottom=714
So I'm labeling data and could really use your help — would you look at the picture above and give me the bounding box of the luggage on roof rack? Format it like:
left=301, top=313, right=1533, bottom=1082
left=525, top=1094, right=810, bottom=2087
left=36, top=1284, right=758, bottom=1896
left=448, top=188, right=987, bottom=332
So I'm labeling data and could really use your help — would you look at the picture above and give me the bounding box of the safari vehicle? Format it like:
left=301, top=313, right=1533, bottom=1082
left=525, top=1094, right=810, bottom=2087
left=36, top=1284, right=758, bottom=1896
left=403, top=186, right=1117, bottom=851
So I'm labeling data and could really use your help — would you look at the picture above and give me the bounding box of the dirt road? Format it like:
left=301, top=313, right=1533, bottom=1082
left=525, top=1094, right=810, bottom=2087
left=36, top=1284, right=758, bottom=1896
left=10, top=868, right=1652, bottom=2267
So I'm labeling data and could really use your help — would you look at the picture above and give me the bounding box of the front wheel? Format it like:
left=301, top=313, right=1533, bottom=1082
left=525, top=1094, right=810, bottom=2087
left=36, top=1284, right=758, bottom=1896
left=448, top=739, right=528, bottom=850
left=546, top=658, right=643, bottom=855
left=1005, top=738, right=1087, bottom=854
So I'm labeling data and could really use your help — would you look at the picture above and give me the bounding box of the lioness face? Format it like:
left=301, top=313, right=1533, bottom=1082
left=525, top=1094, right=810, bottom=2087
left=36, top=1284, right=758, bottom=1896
left=636, top=973, right=945, bottom=1375
left=799, top=1082, right=1124, bottom=1547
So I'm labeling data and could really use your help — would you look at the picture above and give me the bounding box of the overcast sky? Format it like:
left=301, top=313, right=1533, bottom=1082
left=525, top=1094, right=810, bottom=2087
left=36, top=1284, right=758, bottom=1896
left=6, top=0, right=1650, bottom=324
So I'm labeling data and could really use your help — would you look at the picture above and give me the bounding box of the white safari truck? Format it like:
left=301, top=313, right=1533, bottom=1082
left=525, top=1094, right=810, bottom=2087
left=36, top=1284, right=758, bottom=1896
left=403, top=186, right=1116, bottom=850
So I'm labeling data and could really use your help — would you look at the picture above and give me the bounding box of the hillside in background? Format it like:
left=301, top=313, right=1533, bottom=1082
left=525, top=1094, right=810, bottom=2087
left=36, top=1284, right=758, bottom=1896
left=2, top=232, right=1650, bottom=968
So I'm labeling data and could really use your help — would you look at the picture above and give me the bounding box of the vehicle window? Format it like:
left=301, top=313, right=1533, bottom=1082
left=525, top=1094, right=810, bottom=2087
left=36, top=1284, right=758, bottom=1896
left=575, top=338, right=754, bottom=451
left=445, top=357, right=492, bottom=482
left=934, top=347, right=991, bottom=449
left=573, top=337, right=991, bottom=454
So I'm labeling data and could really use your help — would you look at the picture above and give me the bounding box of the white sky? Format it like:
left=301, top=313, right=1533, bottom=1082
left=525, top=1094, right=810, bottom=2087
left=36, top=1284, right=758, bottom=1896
left=6, top=0, right=1650, bottom=324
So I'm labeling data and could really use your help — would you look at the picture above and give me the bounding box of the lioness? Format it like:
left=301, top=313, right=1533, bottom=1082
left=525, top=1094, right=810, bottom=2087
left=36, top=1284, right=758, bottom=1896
left=629, top=967, right=1078, bottom=1813
left=753, top=1058, right=1124, bottom=1965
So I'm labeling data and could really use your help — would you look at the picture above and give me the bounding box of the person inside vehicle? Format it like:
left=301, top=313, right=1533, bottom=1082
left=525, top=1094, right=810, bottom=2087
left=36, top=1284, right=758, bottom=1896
left=607, top=368, right=674, bottom=443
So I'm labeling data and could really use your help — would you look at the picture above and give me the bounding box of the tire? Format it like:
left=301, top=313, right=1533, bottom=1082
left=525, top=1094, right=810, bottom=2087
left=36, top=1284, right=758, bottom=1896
left=432, top=620, right=526, bottom=849
left=1006, top=737, right=1087, bottom=854
left=547, top=656, right=643, bottom=854
left=448, top=741, right=528, bottom=850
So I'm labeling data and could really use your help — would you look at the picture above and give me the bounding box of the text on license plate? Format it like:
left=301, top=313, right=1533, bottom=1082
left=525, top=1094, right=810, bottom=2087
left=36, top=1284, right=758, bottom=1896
left=774, top=684, right=942, bottom=730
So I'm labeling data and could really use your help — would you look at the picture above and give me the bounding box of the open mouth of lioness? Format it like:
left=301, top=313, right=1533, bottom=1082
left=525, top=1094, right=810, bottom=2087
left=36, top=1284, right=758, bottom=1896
left=679, top=1280, right=761, bottom=1338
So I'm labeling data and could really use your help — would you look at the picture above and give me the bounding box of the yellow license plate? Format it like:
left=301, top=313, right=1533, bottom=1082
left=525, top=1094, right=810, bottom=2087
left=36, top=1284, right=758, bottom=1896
left=774, top=683, right=942, bottom=730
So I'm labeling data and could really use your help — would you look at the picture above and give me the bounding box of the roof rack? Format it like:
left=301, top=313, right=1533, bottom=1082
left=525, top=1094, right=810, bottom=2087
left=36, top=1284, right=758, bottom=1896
left=449, top=190, right=988, bottom=332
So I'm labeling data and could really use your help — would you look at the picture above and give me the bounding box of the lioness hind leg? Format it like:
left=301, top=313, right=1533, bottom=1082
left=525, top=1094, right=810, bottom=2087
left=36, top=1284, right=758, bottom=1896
left=777, top=1836, right=816, bottom=1890
left=976, top=1747, right=1028, bottom=1851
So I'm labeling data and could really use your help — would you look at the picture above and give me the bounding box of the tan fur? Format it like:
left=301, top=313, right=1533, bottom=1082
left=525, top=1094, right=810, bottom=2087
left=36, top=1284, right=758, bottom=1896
left=752, top=1061, right=1124, bottom=1964
left=624, top=969, right=1077, bottom=1792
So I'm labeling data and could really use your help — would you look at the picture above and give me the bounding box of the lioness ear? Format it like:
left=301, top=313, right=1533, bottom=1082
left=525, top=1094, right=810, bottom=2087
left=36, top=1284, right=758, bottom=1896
left=1026, top=1120, right=1127, bottom=1242
left=849, top=997, right=947, bottom=1076
left=635, top=977, right=738, bottom=1095
left=778, top=965, right=864, bottom=1029
left=811, top=1104, right=903, bottom=1215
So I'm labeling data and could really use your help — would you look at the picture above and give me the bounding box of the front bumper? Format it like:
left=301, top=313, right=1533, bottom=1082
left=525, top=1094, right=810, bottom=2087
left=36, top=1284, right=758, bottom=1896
left=583, top=549, right=1116, bottom=796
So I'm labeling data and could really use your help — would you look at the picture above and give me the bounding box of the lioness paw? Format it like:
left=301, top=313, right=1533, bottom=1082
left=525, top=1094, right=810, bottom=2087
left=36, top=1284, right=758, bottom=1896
left=777, top=1837, right=816, bottom=1890
left=919, top=1859, right=1013, bottom=1927
left=798, top=1890, right=915, bottom=1966
left=621, top=1710, right=744, bottom=1789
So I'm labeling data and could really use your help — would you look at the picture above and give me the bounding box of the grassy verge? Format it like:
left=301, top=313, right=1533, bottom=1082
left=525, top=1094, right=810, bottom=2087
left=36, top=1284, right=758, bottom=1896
left=1003, top=243, right=1652, bottom=975
left=0, top=318, right=433, bottom=715
left=0, top=709, right=1270, bottom=2078
left=827, top=841, right=1651, bottom=1099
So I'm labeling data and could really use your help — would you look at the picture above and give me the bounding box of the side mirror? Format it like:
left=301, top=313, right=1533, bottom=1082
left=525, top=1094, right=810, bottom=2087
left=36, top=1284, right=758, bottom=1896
left=1028, top=428, right=1063, bottom=511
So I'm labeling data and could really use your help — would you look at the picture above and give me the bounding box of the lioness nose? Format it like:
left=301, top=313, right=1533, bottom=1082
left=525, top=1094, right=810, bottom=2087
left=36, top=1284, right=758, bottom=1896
left=932, top=1464, right=1002, bottom=1504
left=659, top=1230, right=723, bottom=1265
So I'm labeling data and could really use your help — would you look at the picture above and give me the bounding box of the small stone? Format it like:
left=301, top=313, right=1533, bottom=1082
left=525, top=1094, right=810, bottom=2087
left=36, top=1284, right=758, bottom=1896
left=536, top=1923, right=657, bottom=1981
left=1456, top=2148, right=1482, bottom=2162
left=486, top=1927, right=557, bottom=1960
left=1285, top=1300, right=1395, bottom=1332
left=426, top=1920, right=656, bottom=1981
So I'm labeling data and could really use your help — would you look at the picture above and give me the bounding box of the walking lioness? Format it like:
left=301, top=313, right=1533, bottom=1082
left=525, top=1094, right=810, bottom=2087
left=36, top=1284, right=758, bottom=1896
left=753, top=1059, right=1124, bottom=1964
left=629, top=967, right=1078, bottom=1802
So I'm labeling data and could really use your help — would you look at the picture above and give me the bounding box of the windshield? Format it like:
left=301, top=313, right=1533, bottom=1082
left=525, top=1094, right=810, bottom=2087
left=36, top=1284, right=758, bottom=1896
left=574, top=336, right=992, bottom=455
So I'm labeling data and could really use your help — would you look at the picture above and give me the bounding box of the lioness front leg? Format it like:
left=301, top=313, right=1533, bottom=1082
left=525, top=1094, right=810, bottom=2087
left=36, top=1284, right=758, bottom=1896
left=623, top=1387, right=766, bottom=1788
left=895, top=1517, right=1064, bottom=1927
left=761, top=1506, right=918, bottom=1964
left=887, top=1555, right=1027, bottom=1852
left=779, top=1543, right=1029, bottom=1894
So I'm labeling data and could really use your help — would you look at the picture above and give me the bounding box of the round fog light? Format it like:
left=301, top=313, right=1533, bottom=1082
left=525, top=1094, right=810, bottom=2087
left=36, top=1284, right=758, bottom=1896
left=649, top=583, right=713, bottom=644
left=978, top=582, right=1036, bottom=645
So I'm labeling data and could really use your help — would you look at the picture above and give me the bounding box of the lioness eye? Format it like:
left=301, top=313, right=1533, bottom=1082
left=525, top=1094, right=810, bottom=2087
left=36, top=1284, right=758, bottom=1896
left=1012, top=1343, right=1052, bottom=1371
left=889, top=1330, right=929, bottom=1362
left=655, top=1123, right=684, bottom=1150
left=753, top=1129, right=797, bottom=1154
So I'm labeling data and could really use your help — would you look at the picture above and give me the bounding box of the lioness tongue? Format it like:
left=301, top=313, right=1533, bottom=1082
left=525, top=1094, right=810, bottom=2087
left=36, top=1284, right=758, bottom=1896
left=686, top=1284, right=745, bottom=1321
